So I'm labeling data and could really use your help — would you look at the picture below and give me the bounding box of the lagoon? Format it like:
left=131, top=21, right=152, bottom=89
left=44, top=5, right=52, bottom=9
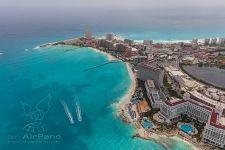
left=183, top=65, right=225, bottom=89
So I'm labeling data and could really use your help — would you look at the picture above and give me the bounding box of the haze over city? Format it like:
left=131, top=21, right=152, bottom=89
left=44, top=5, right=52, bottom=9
left=1, top=0, right=225, bottom=35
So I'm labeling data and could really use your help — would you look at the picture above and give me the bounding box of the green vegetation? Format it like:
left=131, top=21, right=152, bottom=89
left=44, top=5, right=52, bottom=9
left=181, top=114, right=192, bottom=123
left=192, top=120, right=205, bottom=142
left=142, top=109, right=159, bottom=119
left=157, top=122, right=177, bottom=132
left=163, top=75, right=182, bottom=98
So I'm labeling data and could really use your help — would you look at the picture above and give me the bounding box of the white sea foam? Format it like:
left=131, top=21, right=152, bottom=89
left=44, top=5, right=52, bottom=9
left=33, top=46, right=40, bottom=49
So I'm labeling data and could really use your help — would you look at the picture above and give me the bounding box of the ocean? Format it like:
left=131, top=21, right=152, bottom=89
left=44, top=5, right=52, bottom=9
left=116, top=31, right=225, bottom=42
left=3, top=29, right=224, bottom=149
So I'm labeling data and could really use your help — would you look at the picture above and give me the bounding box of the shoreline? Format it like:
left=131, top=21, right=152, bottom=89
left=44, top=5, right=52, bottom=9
left=89, top=47, right=117, bottom=61
left=39, top=41, right=202, bottom=150
left=89, top=46, right=137, bottom=116
left=172, top=136, right=200, bottom=150
left=116, top=62, right=137, bottom=118
left=88, top=46, right=200, bottom=150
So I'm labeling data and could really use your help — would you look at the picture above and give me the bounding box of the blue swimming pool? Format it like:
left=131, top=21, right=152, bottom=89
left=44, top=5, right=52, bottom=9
left=180, top=124, right=194, bottom=133
left=142, top=118, right=153, bottom=129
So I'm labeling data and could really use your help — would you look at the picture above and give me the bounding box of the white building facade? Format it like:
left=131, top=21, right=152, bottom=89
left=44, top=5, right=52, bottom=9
left=159, top=96, right=225, bottom=148
left=145, top=80, right=161, bottom=108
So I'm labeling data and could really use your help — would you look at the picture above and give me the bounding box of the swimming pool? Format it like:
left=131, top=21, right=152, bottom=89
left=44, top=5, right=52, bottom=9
left=142, top=118, right=153, bottom=129
left=180, top=124, right=194, bottom=134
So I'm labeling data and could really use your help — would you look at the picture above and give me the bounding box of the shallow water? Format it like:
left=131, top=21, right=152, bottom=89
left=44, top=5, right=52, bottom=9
left=0, top=44, right=195, bottom=150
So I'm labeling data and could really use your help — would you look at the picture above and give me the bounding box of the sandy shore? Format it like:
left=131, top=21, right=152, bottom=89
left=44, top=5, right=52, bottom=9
left=88, top=47, right=137, bottom=114
left=89, top=47, right=200, bottom=150
left=172, top=136, right=200, bottom=150
left=136, top=130, right=200, bottom=150
left=89, top=47, right=137, bottom=113
left=40, top=41, right=202, bottom=150
left=89, top=47, right=117, bottom=61
left=116, top=62, right=136, bottom=115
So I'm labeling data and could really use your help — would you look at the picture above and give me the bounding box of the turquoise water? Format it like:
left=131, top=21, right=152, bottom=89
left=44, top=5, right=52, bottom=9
left=0, top=44, right=195, bottom=150
left=180, top=124, right=194, bottom=134
left=116, top=31, right=225, bottom=41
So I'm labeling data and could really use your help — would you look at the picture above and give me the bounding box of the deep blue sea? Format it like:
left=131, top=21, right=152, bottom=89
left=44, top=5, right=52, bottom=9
left=1, top=30, right=222, bottom=150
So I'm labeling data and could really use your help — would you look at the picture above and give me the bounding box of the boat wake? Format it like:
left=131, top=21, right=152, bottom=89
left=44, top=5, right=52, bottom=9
left=75, top=97, right=82, bottom=122
left=61, top=100, right=75, bottom=124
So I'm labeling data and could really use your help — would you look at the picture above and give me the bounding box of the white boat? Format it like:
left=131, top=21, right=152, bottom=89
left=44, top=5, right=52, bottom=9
left=75, top=98, right=82, bottom=122
left=61, top=100, right=74, bottom=124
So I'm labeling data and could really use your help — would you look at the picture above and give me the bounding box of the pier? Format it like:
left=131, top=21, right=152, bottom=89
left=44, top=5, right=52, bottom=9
left=84, top=60, right=122, bottom=71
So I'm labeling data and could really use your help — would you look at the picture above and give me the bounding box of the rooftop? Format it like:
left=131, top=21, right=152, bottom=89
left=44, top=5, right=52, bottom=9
left=137, top=61, right=162, bottom=72
left=210, top=110, right=225, bottom=130
left=165, top=99, right=186, bottom=106
left=188, top=99, right=213, bottom=111
left=190, top=90, right=225, bottom=108
left=146, top=80, right=155, bottom=89
left=138, top=100, right=151, bottom=113
left=165, top=66, right=186, bottom=76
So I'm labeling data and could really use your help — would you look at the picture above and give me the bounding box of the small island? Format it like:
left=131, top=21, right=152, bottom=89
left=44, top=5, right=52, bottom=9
left=42, top=31, right=225, bottom=150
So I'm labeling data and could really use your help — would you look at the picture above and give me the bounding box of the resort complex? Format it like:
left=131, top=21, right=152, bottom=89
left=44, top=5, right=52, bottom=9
left=49, top=32, right=225, bottom=149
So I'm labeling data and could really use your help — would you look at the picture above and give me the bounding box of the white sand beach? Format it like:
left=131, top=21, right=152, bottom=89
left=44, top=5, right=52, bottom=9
left=172, top=136, right=200, bottom=150
left=89, top=47, right=117, bottom=61
left=89, top=47, right=137, bottom=112
left=116, top=62, right=136, bottom=113
left=91, top=46, right=200, bottom=150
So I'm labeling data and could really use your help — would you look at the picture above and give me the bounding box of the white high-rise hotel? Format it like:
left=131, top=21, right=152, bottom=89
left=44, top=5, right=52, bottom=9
left=160, top=93, right=225, bottom=148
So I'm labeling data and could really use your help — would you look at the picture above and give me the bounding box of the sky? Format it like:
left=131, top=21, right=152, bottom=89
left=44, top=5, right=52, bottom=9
left=0, top=0, right=225, bottom=35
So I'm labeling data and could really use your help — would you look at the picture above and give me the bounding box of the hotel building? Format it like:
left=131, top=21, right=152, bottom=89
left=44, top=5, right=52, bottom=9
left=159, top=93, right=225, bottom=148
left=136, top=61, right=164, bottom=88
left=105, top=33, right=114, bottom=41
left=204, top=39, right=210, bottom=45
left=192, top=39, right=198, bottom=44
left=210, top=38, right=217, bottom=45
left=97, top=39, right=113, bottom=49
left=203, top=110, right=225, bottom=148
left=143, top=40, right=153, bottom=46
left=124, top=39, right=134, bottom=46
left=115, top=43, right=128, bottom=52
left=218, top=38, right=225, bottom=45
left=85, top=30, right=92, bottom=40
left=145, top=80, right=161, bottom=108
